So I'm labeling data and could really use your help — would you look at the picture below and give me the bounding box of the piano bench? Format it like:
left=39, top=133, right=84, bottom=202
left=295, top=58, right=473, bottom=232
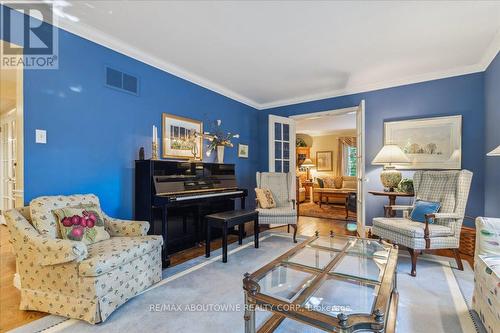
left=205, top=209, right=259, bottom=263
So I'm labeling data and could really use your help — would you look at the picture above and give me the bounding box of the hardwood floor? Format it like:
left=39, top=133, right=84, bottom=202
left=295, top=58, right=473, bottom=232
left=0, top=216, right=472, bottom=332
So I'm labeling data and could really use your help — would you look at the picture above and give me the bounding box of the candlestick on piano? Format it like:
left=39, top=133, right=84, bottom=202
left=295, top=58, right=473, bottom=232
left=152, top=125, right=159, bottom=160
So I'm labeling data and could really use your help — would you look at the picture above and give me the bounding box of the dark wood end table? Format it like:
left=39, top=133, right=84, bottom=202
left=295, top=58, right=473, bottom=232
left=205, top=209, right=259, bottom=263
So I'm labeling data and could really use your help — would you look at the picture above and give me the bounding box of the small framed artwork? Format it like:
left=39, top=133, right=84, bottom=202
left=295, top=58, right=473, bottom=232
left=384, top=115, right=462, bottom=169
left=162, top=113, right=203, bottom=159
left=238, top=144, right=249, bottom=158
left=316, top=151, right=333, bottom=171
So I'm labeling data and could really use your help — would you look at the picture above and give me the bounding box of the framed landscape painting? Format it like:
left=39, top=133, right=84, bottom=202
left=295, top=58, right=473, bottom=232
left=162, top=113, right=203, bottom=159
left=316, top=151, right=333, bottom=171
left=238, top=144, right=249, bottom=158
left=384, top=115, right=462, bottom=169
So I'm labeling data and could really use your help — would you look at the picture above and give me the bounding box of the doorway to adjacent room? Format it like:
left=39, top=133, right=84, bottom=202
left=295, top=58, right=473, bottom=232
left=0, top=41, right=24, bottom=225
left=268, top=101, right=366, bottom=236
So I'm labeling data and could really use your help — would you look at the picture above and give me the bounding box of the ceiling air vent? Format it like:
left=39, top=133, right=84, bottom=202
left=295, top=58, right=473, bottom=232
left=105, top=66, right=139, bottom=95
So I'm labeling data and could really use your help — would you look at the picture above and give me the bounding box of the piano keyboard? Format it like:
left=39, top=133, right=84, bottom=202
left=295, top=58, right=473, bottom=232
left=172, top=190, right=244, bottom=201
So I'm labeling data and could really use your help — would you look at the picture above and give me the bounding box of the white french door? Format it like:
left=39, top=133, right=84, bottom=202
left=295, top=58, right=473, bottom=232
left=356, top=100, right=366, bottom=237
left=0, top=111, right=17, bottom=218
left=268, top=115, right=296, bottom=200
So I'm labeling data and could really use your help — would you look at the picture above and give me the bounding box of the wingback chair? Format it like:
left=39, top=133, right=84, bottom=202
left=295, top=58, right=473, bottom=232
left=4, top=194, right=163, bottom=323
left=372, top=170, right=472, bottom=277
left=256, top=172, right=298, bottom=242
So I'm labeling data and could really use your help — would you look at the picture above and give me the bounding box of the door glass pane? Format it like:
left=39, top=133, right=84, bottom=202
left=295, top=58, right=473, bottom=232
left=275, top=123, right=282, bottom=141
left=283, top=160, right=290, bottom=173
left=275, top=160, right=282, bottom=172
left=283, top=124, right=289, bottom=141
left=275, top=142, right=282, bottom=159
left=283, top=142, right=290, bottom=159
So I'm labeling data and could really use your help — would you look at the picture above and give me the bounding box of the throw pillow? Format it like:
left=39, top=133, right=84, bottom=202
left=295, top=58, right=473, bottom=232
left=53, top=205, right=110, bottom=244
left=323, top=177, right=336, bottom=188
left=255, top=188, right=276, bottom=209
left=333, top=176, right=343, bottom=189
left=316, top=178, right=325, bottom=188
left=410, top=200, right=441, bottom=223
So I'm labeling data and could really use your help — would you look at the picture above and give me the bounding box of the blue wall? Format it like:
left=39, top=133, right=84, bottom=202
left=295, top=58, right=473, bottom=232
left=260, top=74, right=486, bottom=226
left=485, top=52, right=500, bottom=217
left=2, top=6, right=259, bottom=218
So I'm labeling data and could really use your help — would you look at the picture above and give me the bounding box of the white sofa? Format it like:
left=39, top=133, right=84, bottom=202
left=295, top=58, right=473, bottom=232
left=473, top=217, right=500, bottom=333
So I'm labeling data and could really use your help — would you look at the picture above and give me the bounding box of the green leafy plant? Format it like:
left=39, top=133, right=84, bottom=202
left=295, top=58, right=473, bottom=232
left=398, top=178, right=414, bottom=193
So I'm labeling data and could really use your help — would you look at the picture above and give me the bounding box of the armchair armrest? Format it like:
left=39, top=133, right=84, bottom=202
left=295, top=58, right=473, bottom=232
left=425, top=213, right=462, bottom=220
left=384, top=205, right=413, bottom=218
left=388, top=205, right=413, bottom=211
left=4, top=209, right=88, bottom=266
left=421, top=213, right=462, bottom=249
left=103, top=215, right=150, bottom=237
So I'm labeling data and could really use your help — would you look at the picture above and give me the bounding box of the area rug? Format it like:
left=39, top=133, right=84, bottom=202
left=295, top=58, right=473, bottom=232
left=299, top=202, right=356, bottom=221
left=9, top=232, right=480, bottom=333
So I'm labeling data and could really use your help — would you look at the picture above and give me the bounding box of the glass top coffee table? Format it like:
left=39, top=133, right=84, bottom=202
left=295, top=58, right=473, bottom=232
left=243, top=232, right=399, bottom=333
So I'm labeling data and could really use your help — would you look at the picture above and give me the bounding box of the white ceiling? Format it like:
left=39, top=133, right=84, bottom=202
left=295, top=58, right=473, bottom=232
left=296, top=112, right=356, bottom=136
left=26, top=1, right=500, bottom=109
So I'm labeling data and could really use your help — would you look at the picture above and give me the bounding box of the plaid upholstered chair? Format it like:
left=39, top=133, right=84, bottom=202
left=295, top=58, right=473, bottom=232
left=372, top=170, right=472, bottom=277
left=256, top=172, right=298, bottom=242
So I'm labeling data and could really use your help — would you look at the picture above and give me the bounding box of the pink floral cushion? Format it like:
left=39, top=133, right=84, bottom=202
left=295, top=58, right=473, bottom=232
left=53, top=205, right=110, bottom=245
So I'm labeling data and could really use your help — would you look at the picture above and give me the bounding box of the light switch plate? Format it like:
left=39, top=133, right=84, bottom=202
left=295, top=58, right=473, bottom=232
left=35, top=129, right=47, bottom=144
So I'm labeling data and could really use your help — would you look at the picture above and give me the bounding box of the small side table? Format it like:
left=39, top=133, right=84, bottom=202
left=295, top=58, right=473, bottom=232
left=368, top=190, right=414, bottom=217
left=302, top=180, right=314, bottom=202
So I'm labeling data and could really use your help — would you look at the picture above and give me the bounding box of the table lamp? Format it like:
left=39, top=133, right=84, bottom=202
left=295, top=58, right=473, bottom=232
left=372, top=144, right=410, bottom=192
left=487, top=145, right=500, bottom=156
left=301, top=158, right=315, bottom=180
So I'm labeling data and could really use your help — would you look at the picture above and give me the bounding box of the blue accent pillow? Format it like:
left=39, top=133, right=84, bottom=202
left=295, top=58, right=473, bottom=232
left=317, top=178, right=324, bottom=188
left=410, top=200, right=441, bottom=223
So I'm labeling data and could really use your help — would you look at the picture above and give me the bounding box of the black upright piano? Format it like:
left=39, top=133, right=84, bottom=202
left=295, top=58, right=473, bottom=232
left=135, top=160, right=248, bottom=267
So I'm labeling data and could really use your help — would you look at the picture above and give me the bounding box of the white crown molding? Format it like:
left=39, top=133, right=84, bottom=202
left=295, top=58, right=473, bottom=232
left=259, top=63, right=485, bottom=110
left=52, top=19, right=262, bottom=110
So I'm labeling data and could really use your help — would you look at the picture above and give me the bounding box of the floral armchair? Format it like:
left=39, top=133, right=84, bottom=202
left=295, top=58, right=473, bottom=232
left=4, top=194, right=163, bottom=324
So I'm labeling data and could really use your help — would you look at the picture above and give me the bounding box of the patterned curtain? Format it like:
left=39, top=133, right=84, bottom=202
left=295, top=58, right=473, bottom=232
left=337, top=137, right=357, bottom=176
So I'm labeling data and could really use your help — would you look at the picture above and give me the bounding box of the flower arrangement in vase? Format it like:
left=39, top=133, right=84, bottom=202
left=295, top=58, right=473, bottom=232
left=204, top=119, right=239, bottom=163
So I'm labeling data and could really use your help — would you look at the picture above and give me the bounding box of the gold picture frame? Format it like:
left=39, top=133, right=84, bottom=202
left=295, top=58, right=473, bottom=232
left=162, top=113, right=203, bottom=160
left=316, top=151, right=333, bottom=171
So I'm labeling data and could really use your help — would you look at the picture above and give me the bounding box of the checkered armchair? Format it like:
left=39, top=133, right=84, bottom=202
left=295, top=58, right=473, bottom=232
left=256, top=172, right=298, bottom=242
left=372, top=170, right=473, bottom=276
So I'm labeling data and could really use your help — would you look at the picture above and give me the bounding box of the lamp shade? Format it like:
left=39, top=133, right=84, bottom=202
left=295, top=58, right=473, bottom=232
left=302, top=158, right=315, bottom=167
left=487, top=145, right=500, bottom=156
left=372, top=144, right=410, bottom=166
